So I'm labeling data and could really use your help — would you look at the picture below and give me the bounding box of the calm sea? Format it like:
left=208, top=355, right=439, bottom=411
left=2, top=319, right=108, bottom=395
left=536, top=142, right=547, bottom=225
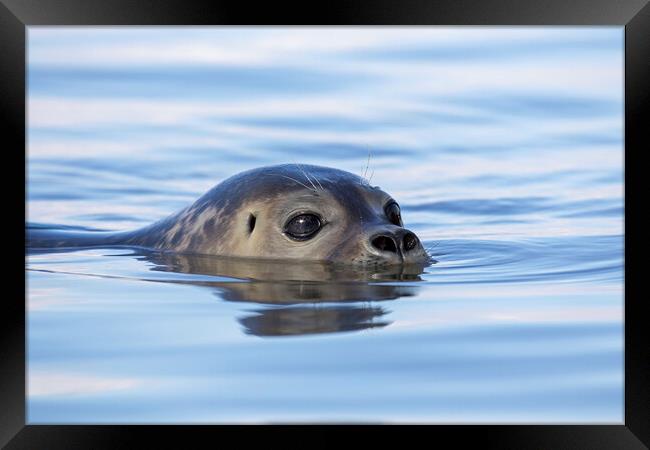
left=26, top=27, right=624, bottom=423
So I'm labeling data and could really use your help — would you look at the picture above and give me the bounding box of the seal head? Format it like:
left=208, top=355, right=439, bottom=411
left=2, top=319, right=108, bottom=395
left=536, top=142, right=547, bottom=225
left=127, top=164, right=430, bottom=265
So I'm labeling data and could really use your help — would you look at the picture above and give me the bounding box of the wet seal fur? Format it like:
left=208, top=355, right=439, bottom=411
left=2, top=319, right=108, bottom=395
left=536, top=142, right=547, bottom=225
left=27, top=164, right=431, bottom=265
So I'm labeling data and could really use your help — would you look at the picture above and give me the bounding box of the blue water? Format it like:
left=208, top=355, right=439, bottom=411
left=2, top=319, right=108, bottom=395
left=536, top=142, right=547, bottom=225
left=26, top=27, right=624, bottom=423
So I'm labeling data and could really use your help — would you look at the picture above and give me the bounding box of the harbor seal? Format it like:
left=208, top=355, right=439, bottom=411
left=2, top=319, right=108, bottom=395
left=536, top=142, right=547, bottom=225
left=27, top=164, right=431, bottom=265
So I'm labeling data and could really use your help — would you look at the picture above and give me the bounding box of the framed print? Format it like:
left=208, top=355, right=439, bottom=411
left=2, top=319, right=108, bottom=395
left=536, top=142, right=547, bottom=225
left=3, top=0, right=649, bottom=447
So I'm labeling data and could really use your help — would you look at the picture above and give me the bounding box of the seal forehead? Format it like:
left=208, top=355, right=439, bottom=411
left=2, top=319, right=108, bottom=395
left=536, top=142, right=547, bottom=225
left=244, top=164, right=366, bottom=187
left=201, top=164, right=373, bottom=205
left=245, top=165, right=389, bottom=217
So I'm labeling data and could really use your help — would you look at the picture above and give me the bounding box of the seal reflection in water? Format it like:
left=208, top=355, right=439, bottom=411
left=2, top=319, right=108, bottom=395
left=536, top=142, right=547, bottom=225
left=141, top=251, right=427, bottom=337
left=28, top=164, right=432, bottom=265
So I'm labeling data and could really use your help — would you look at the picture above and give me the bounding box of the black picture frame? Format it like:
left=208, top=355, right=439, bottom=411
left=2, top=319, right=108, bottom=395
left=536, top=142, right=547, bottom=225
left=4, top=0, right=648, bottom=448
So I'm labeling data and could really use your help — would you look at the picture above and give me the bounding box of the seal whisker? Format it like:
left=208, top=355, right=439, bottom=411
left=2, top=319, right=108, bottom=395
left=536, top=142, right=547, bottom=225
left=294, top=163, right=320, bottom=192
left=272, top=174, right=316, bottom=192
left=363, top=149, right=372, bottom=181
left=361, top=148, right=373, bottom=185
left=306, top=168, right=324, bottom=191
left=302, top=168, right=320, bottom=191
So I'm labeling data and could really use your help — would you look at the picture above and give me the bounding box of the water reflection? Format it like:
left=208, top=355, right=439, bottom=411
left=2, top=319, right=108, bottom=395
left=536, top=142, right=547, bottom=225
left=240, top=305, right=390, bottom=337
left=139, top=251, right=427, bottom=337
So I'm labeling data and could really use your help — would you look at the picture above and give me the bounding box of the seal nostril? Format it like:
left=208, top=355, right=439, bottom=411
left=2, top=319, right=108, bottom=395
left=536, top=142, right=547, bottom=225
left=372, top=235, right=398, bottom=253
left=248, top=214, right=256, bottom=234
left=403, top=232, right=418, bottom=252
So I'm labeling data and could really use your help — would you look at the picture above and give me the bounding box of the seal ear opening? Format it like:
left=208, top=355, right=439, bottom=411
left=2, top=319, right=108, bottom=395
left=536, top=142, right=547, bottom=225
left=248, top=213, right=256, bottom=234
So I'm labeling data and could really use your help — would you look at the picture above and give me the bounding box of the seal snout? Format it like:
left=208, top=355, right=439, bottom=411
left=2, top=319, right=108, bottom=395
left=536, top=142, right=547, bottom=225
left=372, top=235, right=398, bottom=254
left=370, top=229, right=422, bottom=261
left=403, top=232, right=418, bottom=252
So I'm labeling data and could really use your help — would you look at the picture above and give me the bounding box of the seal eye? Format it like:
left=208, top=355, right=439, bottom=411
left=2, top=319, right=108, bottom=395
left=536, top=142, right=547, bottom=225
left=385, top=202, right=402, bottom=226
left=284, top=214, right=321, bottom=241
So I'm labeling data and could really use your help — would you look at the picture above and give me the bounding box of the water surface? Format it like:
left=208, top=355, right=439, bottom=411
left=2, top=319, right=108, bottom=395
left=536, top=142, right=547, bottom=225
left=26, top=27, right=624, bottom=423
